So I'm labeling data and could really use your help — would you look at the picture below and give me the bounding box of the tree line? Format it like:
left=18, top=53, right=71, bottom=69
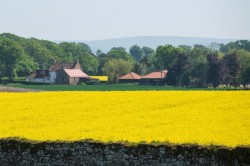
left=0, top=33, right=250, bottom=88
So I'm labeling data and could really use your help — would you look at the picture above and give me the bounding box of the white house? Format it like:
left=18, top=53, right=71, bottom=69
left=26, top=70, right=50, bottom=83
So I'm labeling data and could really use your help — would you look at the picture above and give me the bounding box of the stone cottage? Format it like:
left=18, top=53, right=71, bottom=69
left=56, top=69, right=90, bottom=85
left=49, top=60, right=82, bottom=84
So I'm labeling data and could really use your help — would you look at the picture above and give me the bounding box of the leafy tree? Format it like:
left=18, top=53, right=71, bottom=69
left=236, top=49, right=250, bottom=89
left=129, top=45, right=143, bottom=62
left=0, top=33, right=27, bottom=43
left=96, top=49, right=103, bottom=56
left=220, top=40, right=250, bottom=53
left=207, top=52, right=221, bottom=88
left=221, top=51, right=240, bottom=88
left=39, top=40, right=64, bottom=60
left=102, top=59, right=133, bottom=84
left=208, top=42, right=220, bottom=51
left=188, top=45, right=210, bottom=87
left=141, top=46, right=154, bottom=57
left=78, top=53, right=98, bottom=75
left=166, top=48, right=189, bottom=86
left=59, top=42, right=98, bottom=74
left=24, top=40, right=54, bottom=68
left=153, top=45, right=177, bottom=70
left=0, top=37, right=25, bottom=80
left=15, top=54, right=38, bottom=77
left=97, top=47, right=134, bottom=75
left=239, top=67, right=250, bottom=89
left=59, top=42, right=92, bottom=60
left=132, top=46, right=154, bottom=75
left=137, top=55, right=155, bottom=75
left=97, top=53, right=109, bottom=75
left=107, top=47, right=134, bottom=62
left=178, top=45, right=192, bottom=54
left=110, top=47, right=126, bottom=52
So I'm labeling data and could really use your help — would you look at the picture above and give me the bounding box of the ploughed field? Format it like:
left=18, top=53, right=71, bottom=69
left=0, top=91, right=249, bottom=147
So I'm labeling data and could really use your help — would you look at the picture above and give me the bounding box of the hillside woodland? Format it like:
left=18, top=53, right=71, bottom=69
left=0, top=33, right=250, bottom=88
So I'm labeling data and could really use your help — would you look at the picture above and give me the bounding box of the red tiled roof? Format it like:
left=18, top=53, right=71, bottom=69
left=119, top=72, right=141, bottom=80
left=141, top=70, right=167, bottom=79
left=64, top=69, right=89, bottom=78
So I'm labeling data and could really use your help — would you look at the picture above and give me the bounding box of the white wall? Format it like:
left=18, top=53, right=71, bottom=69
left=26, top=77, right=50, bottom=84
left=49, top=71, right=56, bottom=83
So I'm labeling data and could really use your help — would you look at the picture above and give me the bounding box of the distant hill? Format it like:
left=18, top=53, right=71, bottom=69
left=77, top=36, right=237, bottom=53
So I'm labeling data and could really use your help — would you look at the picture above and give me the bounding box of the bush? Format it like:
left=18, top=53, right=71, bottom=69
left=86, top=79, right=100, bottom=85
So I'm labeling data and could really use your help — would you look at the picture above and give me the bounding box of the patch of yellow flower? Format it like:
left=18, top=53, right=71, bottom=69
left=0, top=91, right=249, bottom=147
left=90, top=76, right=108, bottom=81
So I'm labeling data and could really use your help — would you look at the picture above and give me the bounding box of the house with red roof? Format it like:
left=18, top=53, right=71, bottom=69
left=26, top=59, right=91, bottom=85
left=49, top=60, right=81, bottom=83
left=141, top=70, right=167, bottom=85
left=119, top=72, right=141, bottom=83
left=56, top=69, right=90, bottom=85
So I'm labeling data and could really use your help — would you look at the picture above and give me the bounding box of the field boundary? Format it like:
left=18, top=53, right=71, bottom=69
left=0, top=138, right=249, bottom=165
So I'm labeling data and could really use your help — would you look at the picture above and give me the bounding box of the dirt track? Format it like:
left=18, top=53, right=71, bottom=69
left=0, top=86, right=43, bottom=92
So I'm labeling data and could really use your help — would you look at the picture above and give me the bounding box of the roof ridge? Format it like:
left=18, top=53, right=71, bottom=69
left=130, top=72, right=134, bottom=79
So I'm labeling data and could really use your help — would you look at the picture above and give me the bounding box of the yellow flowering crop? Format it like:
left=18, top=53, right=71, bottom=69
left=0, top=91, right=249, bottom=147
left=90, top=76, right=108, bottom=81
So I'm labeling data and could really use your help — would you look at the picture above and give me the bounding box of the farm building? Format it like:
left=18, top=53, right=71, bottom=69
left=56, top=69, right=90, bottom=85
left=141, top=70, right=168, bottom=85
left=119, top=72, right=141, bottom=83
left=49, top=60, right=81, bottom=83
left=26, top=70, right=50, bottom=83
left=26, top=60, right=91, bottom=85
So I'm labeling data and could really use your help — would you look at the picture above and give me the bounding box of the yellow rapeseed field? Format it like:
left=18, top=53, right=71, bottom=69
left=0, top=91, right=249, bottom=147
left=90, top=76, right=108, bottom=81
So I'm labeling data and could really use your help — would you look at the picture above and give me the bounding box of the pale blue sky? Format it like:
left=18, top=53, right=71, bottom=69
left=0, top=0, right=250, bottom=41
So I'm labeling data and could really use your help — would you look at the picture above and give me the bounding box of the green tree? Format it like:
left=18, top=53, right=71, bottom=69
left=24, top=40, right=54, bottom=68
left=220, top=40, right=250, bottom=53
left=15, top=54, right=38, bottom=77
left=221, top=51, right=240, bottom=88
left=102, top=59, right=133, bottom=84
left=107, top=47, right=134, bottom=62
left=97, top=47, right=134, bottom=76
left=236, top=49, right=250, bottom=89
left=129, top=45, right=143, bottom=62
left=207, top=52, right=221, bottom=88
left=59, top=42, right=98, bottom=74
left=97, top=53, right=109, bottom=75
left=96, top=49, right=103, bottom=56
left=239, top=67, right=250, bottom=89
left=136, top=55, right=155, bottom=75
left=153, top=45, right=177, bottom=70
left=188, top=45, right=210, bottom=87
left=141, top=46, right=154, bottom=57
left=178, top=45, right=192, bottom=54
left=166, top=48, right=189, bottom=87
left=0, top=37, right=25, bottom=80
left=78, top=53, right=98, bottom=75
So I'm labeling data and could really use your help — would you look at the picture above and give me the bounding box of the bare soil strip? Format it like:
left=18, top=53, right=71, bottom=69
left=0, top=86, right=44, bottom=92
